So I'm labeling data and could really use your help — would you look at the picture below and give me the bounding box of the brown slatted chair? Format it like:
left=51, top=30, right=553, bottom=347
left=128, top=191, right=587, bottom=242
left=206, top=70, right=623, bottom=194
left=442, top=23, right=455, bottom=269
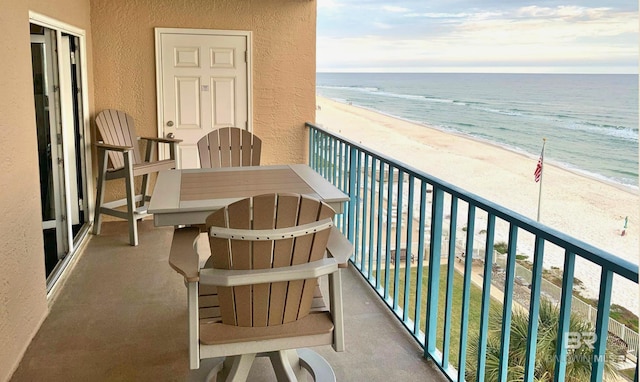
left=169, top=193, right=353, bottom=381
left=93, top=109, right=181, bottom=246
left=197, top=127, right=262, bottom=168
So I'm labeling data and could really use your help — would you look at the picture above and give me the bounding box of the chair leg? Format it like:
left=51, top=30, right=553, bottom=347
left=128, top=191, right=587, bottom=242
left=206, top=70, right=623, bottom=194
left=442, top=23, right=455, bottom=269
left=93, top=148, right=108, bottom=235
left=269, top=350, right=305, bottom=382
left=123, top=151, right=138, bottom=246
left=140, top=173, right=150, bottom=208
left=219, top=354, right=256, bottom=382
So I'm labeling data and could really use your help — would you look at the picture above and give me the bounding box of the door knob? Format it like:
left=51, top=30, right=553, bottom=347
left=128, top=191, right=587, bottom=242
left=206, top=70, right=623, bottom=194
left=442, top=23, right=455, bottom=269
left=167, top=133, right=175, bottom=139
left=166, top=120, right=174, bottom=127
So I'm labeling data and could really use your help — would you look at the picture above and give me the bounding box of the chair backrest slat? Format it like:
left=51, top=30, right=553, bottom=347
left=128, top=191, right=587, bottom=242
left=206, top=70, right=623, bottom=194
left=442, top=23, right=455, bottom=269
left=208, top=210, right=236, bottom=325
left=95, top=109, right=142, bottom=169
left=268, top=194, right=301, bottom=326
left=227, top=198, right=252, bottom=326
left=198, top=127, right=261, bottom=169
left=251, top=194, right=277, bottom=327
left=206, top=194, right=335, bottom=328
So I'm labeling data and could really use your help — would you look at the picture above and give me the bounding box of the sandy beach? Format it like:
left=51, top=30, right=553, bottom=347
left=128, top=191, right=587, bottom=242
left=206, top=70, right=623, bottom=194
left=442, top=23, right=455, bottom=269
left=315, top=96, right=639, bottom=313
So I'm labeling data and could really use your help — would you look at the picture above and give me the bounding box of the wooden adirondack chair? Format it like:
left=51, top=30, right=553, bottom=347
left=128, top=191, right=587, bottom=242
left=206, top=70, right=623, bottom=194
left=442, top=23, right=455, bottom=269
left=197, top=127, right=262, bottom=168
left=169, top=194, right=353, bottom=381
left=93, top=109, right=181, bottom=246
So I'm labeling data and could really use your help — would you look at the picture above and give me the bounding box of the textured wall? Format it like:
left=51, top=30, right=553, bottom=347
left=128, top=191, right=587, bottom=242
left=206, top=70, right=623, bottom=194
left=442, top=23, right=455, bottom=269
left=91, top=0, right=318, bottom=202
left=0, top=1, right=94, bottom=380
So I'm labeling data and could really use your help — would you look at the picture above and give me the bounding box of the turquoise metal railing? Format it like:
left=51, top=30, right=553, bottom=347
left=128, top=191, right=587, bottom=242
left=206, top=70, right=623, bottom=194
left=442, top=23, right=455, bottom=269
left=307, top=123, right=639, bottom=382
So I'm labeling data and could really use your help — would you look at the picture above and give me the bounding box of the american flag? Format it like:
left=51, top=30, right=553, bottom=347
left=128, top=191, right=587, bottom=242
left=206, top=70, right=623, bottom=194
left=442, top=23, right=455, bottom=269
left=534, top=146, right=544, bottom=182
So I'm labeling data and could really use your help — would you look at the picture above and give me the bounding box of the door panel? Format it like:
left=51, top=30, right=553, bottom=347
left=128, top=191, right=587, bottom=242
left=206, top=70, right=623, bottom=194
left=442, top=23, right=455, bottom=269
left=156, top=29, right=250, bottom=169
left=212, top=77, right=235, bottom=127
left=176, top=77, right=201, bottom=128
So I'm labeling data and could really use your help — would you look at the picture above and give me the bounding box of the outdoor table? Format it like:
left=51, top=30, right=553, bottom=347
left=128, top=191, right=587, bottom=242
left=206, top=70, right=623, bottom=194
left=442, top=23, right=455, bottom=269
left=148, top=164, right=349, bottom=227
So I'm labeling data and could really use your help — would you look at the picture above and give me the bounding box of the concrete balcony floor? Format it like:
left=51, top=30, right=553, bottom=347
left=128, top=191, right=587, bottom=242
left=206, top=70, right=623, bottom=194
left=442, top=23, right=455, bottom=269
left=11, top=221, right=447, bottom=381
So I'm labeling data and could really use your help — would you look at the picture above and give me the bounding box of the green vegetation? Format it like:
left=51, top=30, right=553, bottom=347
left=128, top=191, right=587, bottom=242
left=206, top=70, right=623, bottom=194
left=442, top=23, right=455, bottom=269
left=374, top=264, right=627, bottom=380
left=377, top=265, right=490, bottom=368
left=466, top=300, right=621, bottom=382
left=493, top=241, right=508, bottom=254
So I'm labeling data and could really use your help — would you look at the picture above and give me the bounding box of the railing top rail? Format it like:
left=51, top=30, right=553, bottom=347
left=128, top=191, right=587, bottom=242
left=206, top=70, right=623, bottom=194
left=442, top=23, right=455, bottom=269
left=307, top=122, right=638, bottom=282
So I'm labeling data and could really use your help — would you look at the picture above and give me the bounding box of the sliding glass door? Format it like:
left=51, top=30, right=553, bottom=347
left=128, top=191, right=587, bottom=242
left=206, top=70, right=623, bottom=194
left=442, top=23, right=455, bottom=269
left=30, top=17, right=91, bottom=292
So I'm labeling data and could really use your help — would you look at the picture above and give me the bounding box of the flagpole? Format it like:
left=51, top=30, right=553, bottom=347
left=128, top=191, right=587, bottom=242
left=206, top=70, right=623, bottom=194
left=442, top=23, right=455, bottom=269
left=536, top=138, right=546, bottom=222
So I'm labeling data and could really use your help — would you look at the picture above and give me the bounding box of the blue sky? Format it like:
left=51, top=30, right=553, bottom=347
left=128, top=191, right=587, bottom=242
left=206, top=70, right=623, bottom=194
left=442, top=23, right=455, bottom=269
left=317, top=1, right=638, bottom=73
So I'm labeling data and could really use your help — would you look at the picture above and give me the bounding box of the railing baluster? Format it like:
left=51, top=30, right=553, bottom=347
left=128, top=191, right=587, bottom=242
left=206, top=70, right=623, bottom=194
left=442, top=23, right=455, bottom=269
left=498, top=224, right=519, bottom=382
left=476, top=213, right=496, bottom=380
left=342, top=142, right=349, bottom=231
left=591, top=268, right=613, bottom=382
left=404, top=176, right=415, bottom=325
left=425, top=187, right=444, bottom=354
left=554, top=250, right=576, bottom=382
left=368, top=157, right=377, bottom=281
left=354, top=150, right=362, bottom=267
left=442, top=196, right=458, bottom=367
left=414, top=180, right=427, bottom=339
left=457, top=203, right=476, bottom=380
left=361, top=154, right=370, bottom=273
left=524, top=236, right=546, bottom=382
left=375, top=159, right=385, bottom=290
left=347, top=147, right=357, bottom=247
left=393, top=170, right=404, bottom=312
left=383, top=164, right=394, bottom=301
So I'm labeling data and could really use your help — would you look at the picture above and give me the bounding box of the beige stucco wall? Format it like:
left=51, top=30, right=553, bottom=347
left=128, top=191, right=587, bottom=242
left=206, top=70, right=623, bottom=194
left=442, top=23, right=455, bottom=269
left=0, top=1, right=94, bottom=380
left=91, top=0, right=318, bottom=202
left=1, top=0, right=316, bottom=379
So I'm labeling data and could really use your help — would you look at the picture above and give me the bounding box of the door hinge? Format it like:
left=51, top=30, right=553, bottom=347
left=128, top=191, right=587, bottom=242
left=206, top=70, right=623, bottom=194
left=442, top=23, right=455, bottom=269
left=244, top=51, right=247, bottom=63
left=70, top=51, right=76, bottom=65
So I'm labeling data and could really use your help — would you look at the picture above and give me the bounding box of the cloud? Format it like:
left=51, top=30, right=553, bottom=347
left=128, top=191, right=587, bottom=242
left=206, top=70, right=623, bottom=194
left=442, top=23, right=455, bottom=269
left=317, top=2, right=638, bottom=73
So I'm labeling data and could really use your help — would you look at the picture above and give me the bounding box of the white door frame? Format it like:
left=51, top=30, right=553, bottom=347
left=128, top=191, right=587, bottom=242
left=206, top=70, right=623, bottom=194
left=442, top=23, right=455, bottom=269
left=154, top=27, right=253, bottom=160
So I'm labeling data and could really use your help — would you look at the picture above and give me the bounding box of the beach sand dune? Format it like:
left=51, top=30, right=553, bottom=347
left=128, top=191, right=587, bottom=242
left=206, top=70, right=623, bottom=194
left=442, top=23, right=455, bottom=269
left=315, top=96, right=639, bottom=313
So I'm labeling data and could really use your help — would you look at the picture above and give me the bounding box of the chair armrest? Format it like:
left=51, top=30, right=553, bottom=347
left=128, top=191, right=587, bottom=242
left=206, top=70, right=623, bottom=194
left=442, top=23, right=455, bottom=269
left=139, top=136, right=183, bottom=144
left=326, top=226, right=353, bottom=268
left=199, top=258, right=338, bottom=287
left=95, top=142, right=134, bottom=152
left=168, top=227, right=201, bottom=282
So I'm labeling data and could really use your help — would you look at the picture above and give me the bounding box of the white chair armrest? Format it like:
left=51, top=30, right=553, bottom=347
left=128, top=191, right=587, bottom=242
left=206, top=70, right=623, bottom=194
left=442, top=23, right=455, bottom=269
left=168, top=227, right=201, bottom=282
left=199, top=258, right=338, bottom=287
left=326, top=226, right=353, bottom=268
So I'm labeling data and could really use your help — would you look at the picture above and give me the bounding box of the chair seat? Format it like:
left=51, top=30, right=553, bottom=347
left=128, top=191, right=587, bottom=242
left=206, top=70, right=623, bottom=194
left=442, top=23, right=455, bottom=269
left=200, top=311, right=334, bottom=346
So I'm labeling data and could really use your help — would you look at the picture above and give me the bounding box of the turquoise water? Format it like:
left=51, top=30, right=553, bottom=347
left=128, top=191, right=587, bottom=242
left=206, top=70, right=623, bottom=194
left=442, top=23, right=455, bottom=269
left=317, top=73, right=639, bottom=188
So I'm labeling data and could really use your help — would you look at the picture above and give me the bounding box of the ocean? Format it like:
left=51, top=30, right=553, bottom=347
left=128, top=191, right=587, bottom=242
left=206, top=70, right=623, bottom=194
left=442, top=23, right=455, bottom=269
left=316, top=73, right=639, bottom=189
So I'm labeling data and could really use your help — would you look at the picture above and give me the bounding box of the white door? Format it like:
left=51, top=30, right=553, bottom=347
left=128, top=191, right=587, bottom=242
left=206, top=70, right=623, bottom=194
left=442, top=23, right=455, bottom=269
left=155, top=28, right=252, bottom=169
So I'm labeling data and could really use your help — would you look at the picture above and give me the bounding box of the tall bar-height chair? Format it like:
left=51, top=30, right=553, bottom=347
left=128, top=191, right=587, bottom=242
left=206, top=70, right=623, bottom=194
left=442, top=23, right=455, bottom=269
left=93, top=109, right=181, bottom=245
